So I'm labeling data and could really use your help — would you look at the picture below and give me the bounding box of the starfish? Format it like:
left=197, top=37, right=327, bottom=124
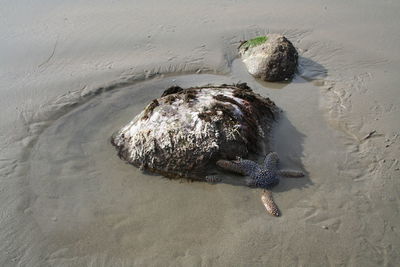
left=216, top=152, right=304, bottom=217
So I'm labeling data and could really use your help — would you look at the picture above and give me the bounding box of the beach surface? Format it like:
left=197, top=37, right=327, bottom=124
left=1, top=0, right=400, bottom=266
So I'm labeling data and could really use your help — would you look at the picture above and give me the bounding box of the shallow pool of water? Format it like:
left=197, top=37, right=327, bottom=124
left=26, top=64, right=345, bottom=265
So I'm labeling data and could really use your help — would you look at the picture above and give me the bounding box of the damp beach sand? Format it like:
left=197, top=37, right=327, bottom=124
left=1, top=1, right=400, bottom=266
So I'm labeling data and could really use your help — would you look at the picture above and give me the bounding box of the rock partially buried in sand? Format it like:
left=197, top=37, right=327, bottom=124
left=239, top=35, right=298, bottom=82
left=111, top=83, right=277, bottom=179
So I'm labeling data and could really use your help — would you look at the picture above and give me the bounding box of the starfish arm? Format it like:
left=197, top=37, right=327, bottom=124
left=205, top=175, right=222, bottom=183
left=239, top=159, right=261, bottom=176
left=264, top=152, right=279, bottom=169
left=278, top=170, right=304, bottom=177
left=216, top=159, right=259, bottom=176
left=261, top=190, right=280, bottom=217
left=216, top=160, right=246, bottom=175
left=245, top=177, right=257, bottom=187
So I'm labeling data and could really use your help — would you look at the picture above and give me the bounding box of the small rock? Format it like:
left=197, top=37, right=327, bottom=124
left=322, top=225, right=328, bottom=230
left=239, top=34, right=298, bottom=82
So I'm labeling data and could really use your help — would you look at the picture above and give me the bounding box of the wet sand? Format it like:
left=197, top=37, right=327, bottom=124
left=1, top=1, right=400, bottom=266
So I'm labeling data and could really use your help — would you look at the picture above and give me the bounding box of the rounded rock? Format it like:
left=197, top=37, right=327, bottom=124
left=111, top=83, right=277, bottom=180
left=239, top=34, right=298, bottom=82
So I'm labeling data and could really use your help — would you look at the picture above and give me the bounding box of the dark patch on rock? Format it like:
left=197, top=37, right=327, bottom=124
left=182, top=89, right=198, bottom=103
left=164, top=94, right=177, bottom=105
left=141, top=99, right=159, bottom=120
left=235, top=82, right=251, bottom=91
left=161, top=85, right=183, bottom=97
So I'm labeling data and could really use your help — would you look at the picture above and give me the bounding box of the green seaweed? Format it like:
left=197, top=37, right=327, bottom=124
left=240, top=36, right=268, bottom=50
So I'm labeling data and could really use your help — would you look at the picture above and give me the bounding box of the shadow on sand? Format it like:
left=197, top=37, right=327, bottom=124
left=297, top=56, right=328, bottom=82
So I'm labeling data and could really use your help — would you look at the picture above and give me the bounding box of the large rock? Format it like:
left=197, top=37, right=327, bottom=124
left=239, top=34, right=298, bottom=82
left=111, top=83, right=277, bottom=179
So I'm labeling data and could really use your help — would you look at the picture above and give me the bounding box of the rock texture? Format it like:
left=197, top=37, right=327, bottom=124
left=111, top=83, right=277, bottom=179
left=239, top=34, right=298, bottom=82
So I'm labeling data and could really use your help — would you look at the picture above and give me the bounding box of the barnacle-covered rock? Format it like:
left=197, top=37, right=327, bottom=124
left=111, top=83, right=277, bottom=179
left=239, top=35, right=298, bottom=82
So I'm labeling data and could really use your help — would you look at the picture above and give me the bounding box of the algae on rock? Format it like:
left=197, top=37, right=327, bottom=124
left=240, top=36, right=268, bottom=50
